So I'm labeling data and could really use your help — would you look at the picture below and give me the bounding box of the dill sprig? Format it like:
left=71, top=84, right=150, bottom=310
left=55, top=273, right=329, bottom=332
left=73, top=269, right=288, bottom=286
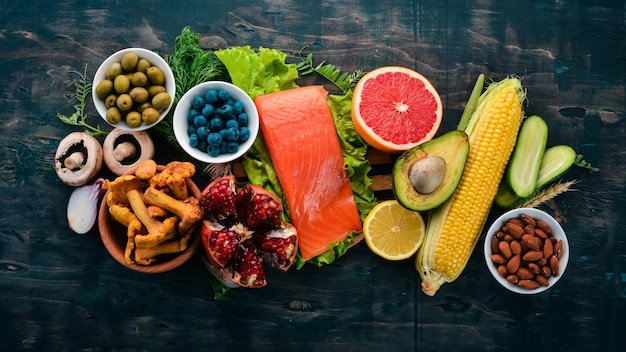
left=519, top=179, right=578, bottom=209
left=56, top=65, right=108, bottom=137
left=157, top=27, right=226, bottom=147
left=295, top=46, right=364, bottom=94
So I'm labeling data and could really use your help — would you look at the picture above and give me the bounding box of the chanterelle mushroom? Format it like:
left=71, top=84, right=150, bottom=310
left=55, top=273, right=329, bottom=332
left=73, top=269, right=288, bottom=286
left=55, top=132, right=103, bottom=186
left=103, top=129, right=155, bottom=176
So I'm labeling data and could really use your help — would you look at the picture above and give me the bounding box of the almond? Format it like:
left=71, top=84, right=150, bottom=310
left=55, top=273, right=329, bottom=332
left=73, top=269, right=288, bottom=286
left=506, top=275, right=519, bottom=284
left=518, top=279, right=541, bottom=290
left=491, top=236, right=500, bottom=254
left=523, top=250, right=543, bottom=262
left=524, top=225, right=535, bottom=237
left=541, top=265, right=552, bottom=277
left=510, top=240, right=522, bottom=255
left=507, top=254, right=521, bottom=274
left=491, top=254, right=507, bottom=265
left=537, top=257, right=547, bottom=266
left=536, top=219, right=552, bottom=235
left=535, top=275, right=550, bottom=287
left=554, top=240, right=563, bottom=258
left=507, top=218, right=524, bottom=227
left=543, top=237, right=554, bottom=259
left=549, top=255, right=560, bottom=275
left=522, top=234, right=540, bottom=251
left=520, top=214, right=537, bottom=227
left=516, top=267, right=535, bottom=280
left=497, top=265, right=508, bottom=277
left=506, top=222, right=525, bottom=239
left=528, top=263, right=541, bottom=275
left=498, top=241, right=513, bottom=259
left=535, top=228, right=548, bottom=239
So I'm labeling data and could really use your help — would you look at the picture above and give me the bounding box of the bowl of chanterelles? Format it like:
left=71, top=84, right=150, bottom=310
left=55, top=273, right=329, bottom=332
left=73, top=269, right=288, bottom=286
left=98, top=159, right=204, bottom=273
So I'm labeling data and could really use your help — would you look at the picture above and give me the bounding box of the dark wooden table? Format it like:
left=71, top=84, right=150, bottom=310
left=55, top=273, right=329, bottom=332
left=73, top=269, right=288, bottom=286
left=1, top=1, right=624, bottom=351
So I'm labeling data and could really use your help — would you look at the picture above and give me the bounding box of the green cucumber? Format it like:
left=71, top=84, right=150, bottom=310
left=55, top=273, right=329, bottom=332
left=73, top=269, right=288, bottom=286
left=535, top=144, right=577, bottom=188
left=507, top=115, right=549, bottom=198
left=494, top=144, right=577, bottom=208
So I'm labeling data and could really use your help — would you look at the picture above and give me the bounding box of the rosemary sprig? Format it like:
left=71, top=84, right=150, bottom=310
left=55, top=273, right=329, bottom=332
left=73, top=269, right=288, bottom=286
left=519, top=179, right=578, bottom=208
left=295, top=46, right=364, bottom=94
left=56, top=65, right=108, bottom=137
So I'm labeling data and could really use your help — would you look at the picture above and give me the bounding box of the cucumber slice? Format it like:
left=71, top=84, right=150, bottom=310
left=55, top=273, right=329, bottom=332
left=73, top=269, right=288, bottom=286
left=507, top=115, right=549, bottom=198
left=494, top=144, right=577, bottom=208
left=536, top=144, right=577, bottom=188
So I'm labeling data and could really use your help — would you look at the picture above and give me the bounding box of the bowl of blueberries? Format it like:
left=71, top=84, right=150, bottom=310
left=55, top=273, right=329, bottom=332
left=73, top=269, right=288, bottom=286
left=173, top=81, right=259, bottom=164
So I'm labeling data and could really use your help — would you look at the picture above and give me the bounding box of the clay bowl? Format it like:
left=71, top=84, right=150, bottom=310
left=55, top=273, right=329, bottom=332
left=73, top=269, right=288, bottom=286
left=98, top=165, right=201, bottom=273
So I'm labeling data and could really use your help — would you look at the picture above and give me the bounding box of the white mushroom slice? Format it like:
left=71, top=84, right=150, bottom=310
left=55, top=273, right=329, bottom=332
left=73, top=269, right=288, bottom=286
left=55, top=132, right=103, bottom=186
left=103, top=128, right=155, bottom=176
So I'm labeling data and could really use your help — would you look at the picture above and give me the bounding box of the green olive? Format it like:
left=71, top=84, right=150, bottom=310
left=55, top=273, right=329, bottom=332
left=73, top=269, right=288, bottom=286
left=105, top=62, right=122, bottom=80
left=129, top=87, right=149, bottom=104
left=95, top=79, right=113, bottom=98
left=113, top=74, right=131, bottom=94
left=121, top=52, right=139, bottom=72
left=151, top=92, right=172, bottom=110
left=106, top=107, right=122, bottom=124
left=142, top=107, right=160, bottom=124
left=148, top=85, right=166, bottom=98
left=130, top=72, right=148, bottom=87
left=125, top=111, right=142, bottom=128
left=116, top=94, right=133, bottom=111
left=136, top=58, right=151, bottom=73
left=137, top=101, right=152, bottom=113
left=104, top=93, right=118, bottom=108
left=146, top=66, right=165, bottom=85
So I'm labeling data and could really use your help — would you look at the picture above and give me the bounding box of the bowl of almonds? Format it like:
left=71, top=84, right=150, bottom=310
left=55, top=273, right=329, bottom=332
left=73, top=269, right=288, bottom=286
left=483, top=208, right=569, bottom=294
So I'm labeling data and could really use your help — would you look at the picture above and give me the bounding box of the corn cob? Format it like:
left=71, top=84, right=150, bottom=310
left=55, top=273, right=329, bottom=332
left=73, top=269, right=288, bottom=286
left=416, top=77, right=525, bottom=296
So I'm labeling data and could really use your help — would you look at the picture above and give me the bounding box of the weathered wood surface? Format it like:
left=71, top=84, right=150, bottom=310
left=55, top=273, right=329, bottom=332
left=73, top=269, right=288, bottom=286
left=1, top=0, right=624, bottom=351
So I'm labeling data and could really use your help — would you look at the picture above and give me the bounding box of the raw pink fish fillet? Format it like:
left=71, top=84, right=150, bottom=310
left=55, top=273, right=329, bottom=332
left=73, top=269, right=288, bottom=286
left=254, top=86, right=362, bottom=261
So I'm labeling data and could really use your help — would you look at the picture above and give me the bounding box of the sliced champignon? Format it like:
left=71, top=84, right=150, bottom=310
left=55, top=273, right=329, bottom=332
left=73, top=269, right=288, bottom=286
left=103, top=129, right=155, bottom=176
left=55, top=132, right=103, bottom=186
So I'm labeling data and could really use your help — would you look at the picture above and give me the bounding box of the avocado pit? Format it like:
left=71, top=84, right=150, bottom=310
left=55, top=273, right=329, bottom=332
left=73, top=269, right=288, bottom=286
left=408, top=156, right=446, bottom=194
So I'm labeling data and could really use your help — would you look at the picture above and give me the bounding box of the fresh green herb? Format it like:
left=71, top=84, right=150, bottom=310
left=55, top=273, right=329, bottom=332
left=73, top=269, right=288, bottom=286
left=295, top=46, right=365, bottom=94
left=56, top=65, right=108, bottom=137
left=157, top=27, right=226, bottom=147
left=575, top=154, right=599, bottom=172
left=135, top=325, right=142, bottom=336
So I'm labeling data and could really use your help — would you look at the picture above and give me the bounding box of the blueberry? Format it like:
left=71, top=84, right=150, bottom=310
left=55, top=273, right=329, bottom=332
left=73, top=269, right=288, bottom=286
left=187, top=125, right=196, bottom=137
left=202, top=103, right=215, bottom=117
left=226, top=126, right=239, bottom=142
left=220, top=141, right=229, bottom=154
left=218, top=89, right=230, bottom=102
left=208, top=117, right=223, bottom=132
left=189, top=133, right=199, bottom=147
left=198, top=140, right=208, bottom=152
left=217, top=104, right=234, bottom=119
left=193, top=115, right=207, bottom=127
left=192, top=95, right=205, bottom=109
left=238, top=127, right=251, bottom=143
left=208, top=146, right=221, bottom=157
left=232, top=100, right=244, bottom=115
left=207, top=132, right=222, bottom=147
left=196, top=126, right=209, bottom=140
left=204, top=89, right=218, bottom=104
left=188, top=108, right=201, bottom=122
left=237, top=112, right=248, bottom=126
left=226, top=119, right=239, bottom=129
left=226, top=142, right=239, bottom=154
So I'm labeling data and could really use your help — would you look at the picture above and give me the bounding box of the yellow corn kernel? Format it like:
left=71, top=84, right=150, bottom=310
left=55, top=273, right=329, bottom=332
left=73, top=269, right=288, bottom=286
left=416, top=77, right=525, bottom=296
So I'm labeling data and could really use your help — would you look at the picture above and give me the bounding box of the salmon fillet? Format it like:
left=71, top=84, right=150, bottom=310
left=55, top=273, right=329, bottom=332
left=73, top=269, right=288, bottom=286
left=254, top=86, right=362, bottom=261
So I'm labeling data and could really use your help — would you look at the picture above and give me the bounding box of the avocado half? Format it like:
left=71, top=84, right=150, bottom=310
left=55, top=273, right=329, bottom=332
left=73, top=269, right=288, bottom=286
left=392, top=130, right=469, bottom=211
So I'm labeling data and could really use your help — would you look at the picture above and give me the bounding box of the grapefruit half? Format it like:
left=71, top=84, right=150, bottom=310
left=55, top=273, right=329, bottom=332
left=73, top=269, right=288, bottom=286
left=351, top=66, right=443, bottom=153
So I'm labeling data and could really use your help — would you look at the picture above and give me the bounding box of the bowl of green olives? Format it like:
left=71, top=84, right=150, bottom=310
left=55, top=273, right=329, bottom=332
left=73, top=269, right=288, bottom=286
left=173, top=81, right=259, bottom=164
left=92, top=48, right=175, bottom=131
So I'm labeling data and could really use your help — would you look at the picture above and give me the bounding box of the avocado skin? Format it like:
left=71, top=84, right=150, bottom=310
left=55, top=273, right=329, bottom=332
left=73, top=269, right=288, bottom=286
left=392, top=130, right=469, bottom=211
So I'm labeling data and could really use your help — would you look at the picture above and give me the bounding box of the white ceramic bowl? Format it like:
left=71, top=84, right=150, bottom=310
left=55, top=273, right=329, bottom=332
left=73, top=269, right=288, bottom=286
left=92, top=47, right=175, bottom=131
left=483, top=208, right=569, bottom=294
left=173, top=81, right=259, bottom=164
